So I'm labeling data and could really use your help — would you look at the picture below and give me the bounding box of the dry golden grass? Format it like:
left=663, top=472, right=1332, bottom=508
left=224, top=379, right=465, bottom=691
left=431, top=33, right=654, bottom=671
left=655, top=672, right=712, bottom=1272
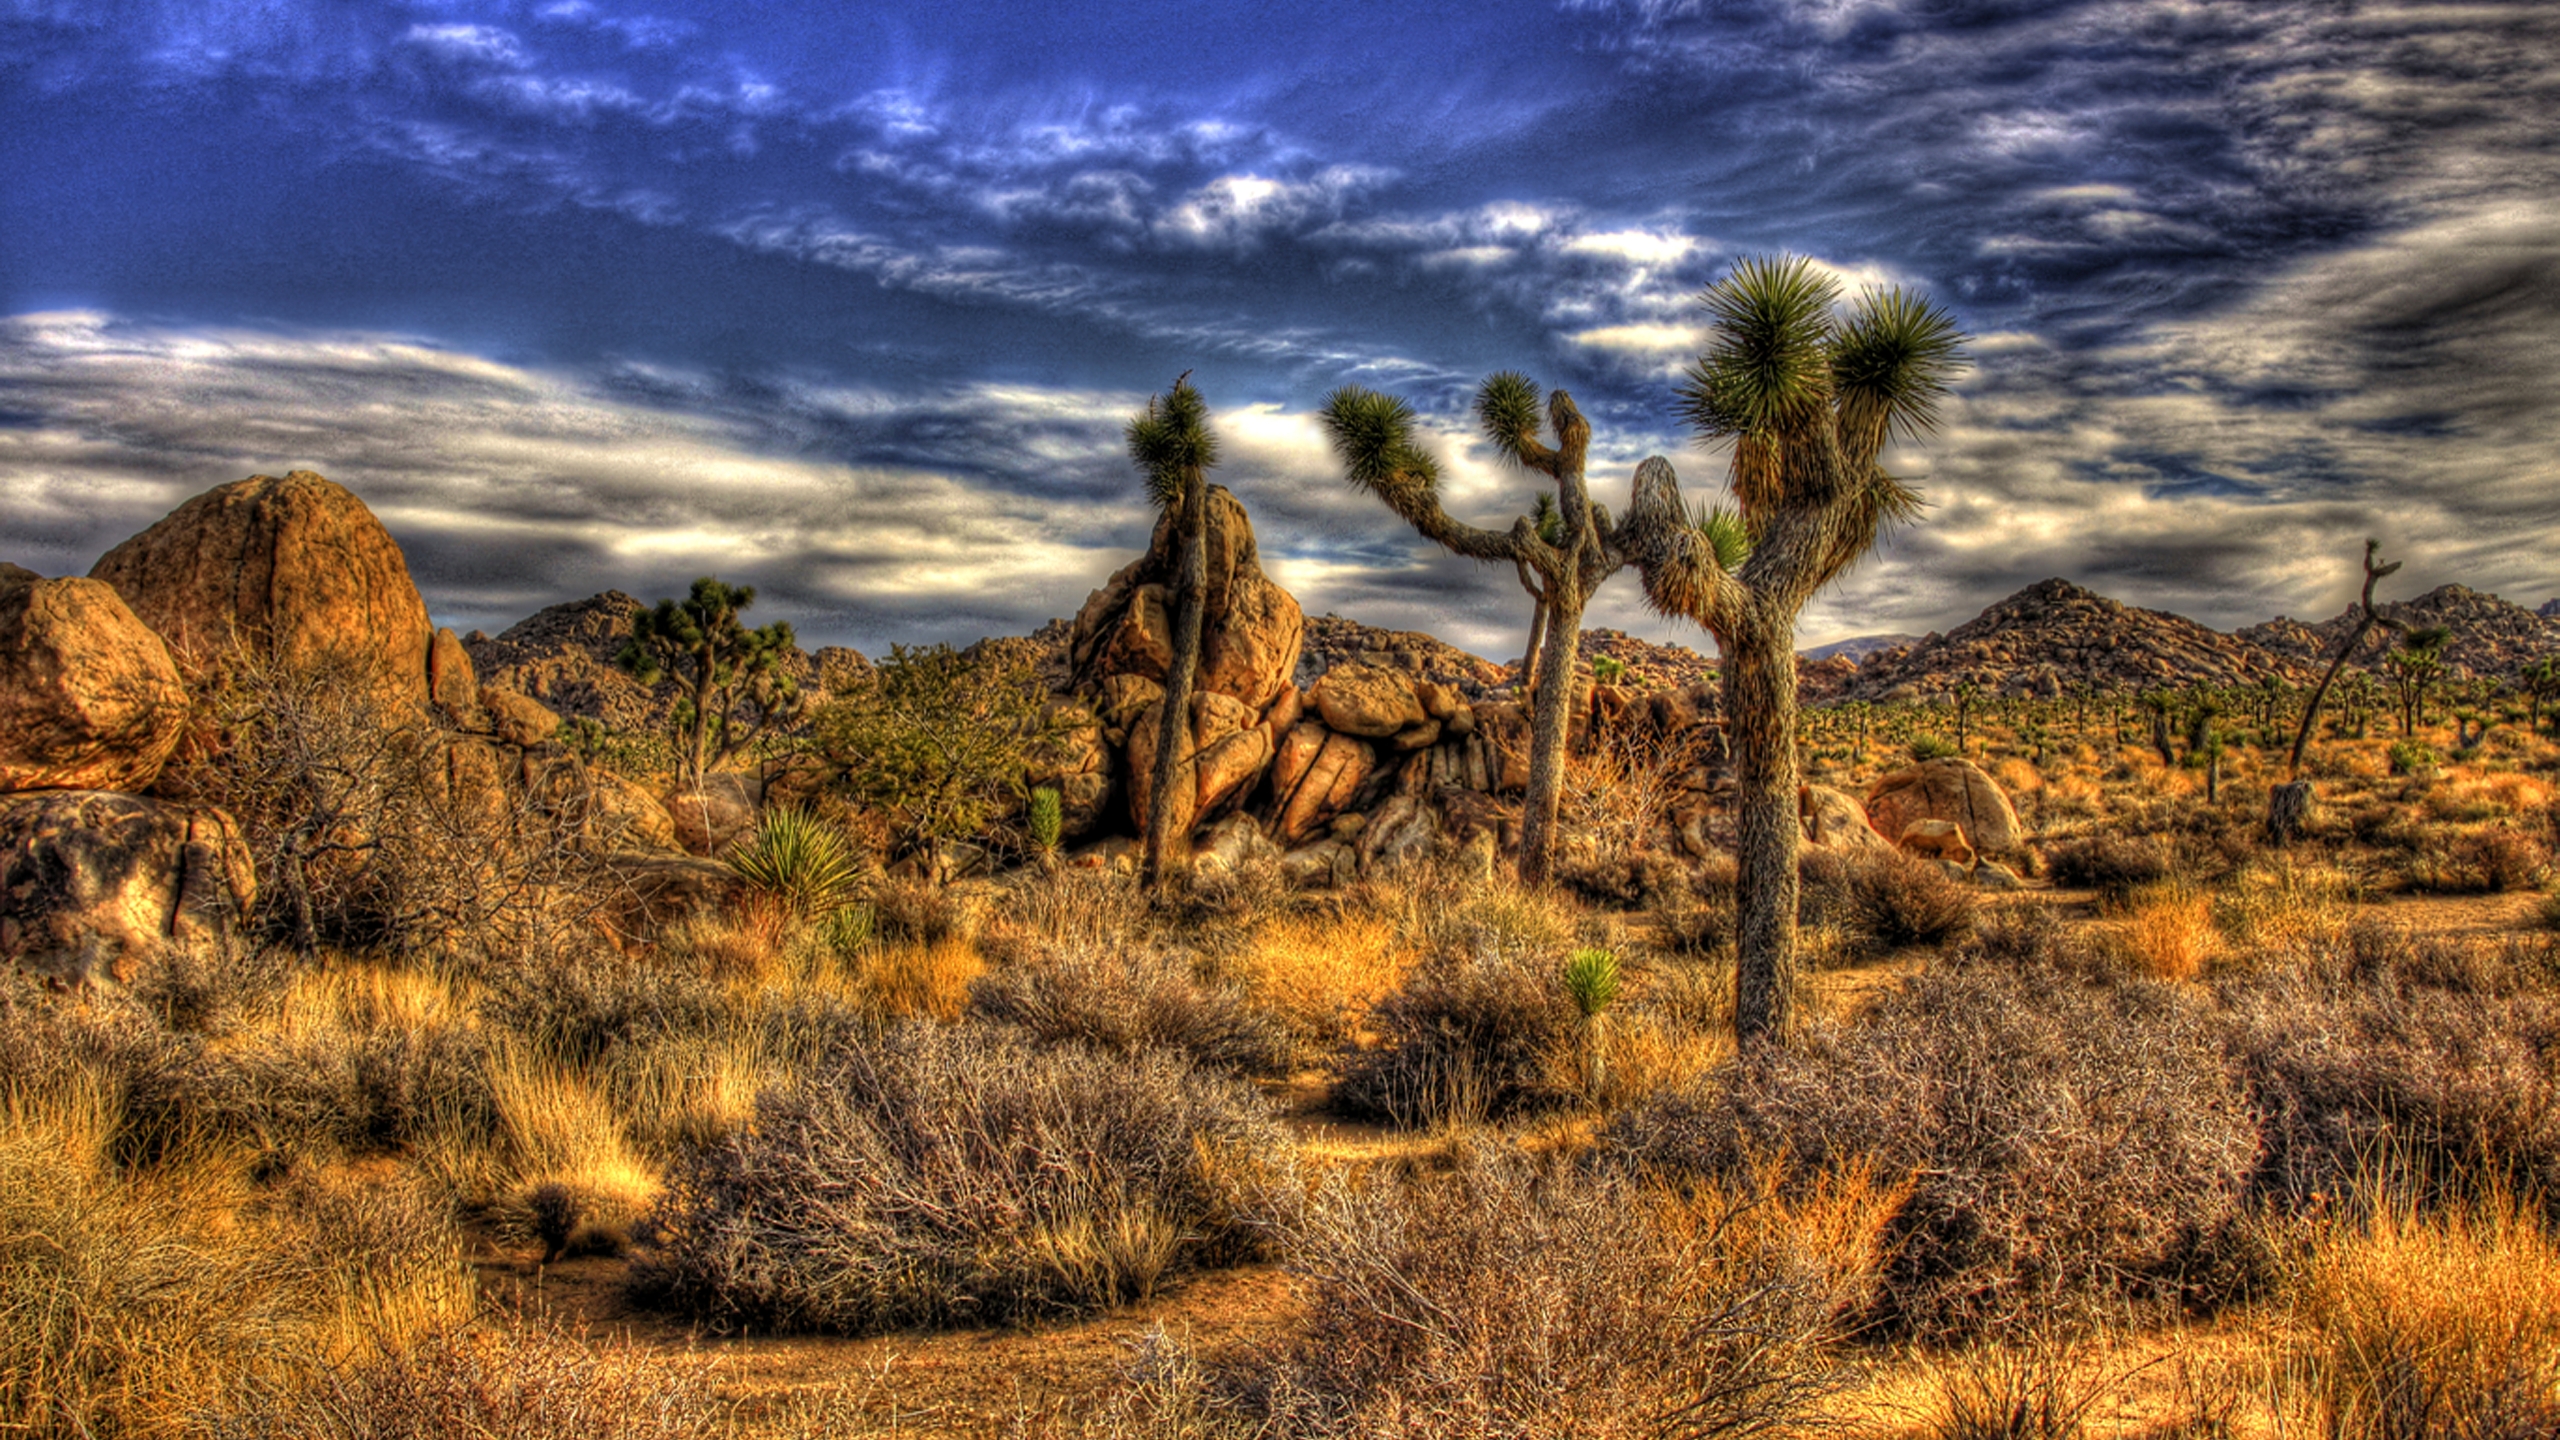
left=854, top=937, right=984, bottom=1021
left=1233, top=911, right=1413, bottom=1049
left=0, top=1082, right=468, bottom=1439
left=2114, top=881, right=2218, bottom=981
left=2212, top=855, right=2359, bottom=960
left=2278, top=1189, right=2560, bottom=1436
left=487, top=1045, right=660, bottom=1252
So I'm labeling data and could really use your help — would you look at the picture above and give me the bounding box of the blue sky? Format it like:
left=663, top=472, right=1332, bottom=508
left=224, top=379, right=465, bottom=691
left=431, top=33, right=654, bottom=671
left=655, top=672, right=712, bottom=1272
left=4, top=0, right=2555, bottom=656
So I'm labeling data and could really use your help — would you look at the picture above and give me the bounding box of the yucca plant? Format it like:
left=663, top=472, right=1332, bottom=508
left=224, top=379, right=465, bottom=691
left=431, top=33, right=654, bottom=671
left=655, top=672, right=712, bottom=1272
left=1564, top=947, right=1621, bottom=1103
left=726, top=805, right=863, bottom=920
left=1028, top=785, right=1063, bottom=865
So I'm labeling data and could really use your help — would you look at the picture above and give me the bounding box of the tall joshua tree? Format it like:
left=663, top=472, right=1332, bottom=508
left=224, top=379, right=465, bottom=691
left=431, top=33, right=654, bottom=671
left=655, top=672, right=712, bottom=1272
left=1125, top=374, right=1218, bottom=889
left=1614, top=257, right=1966, bottom=1045
left=1322, top=373, right=1622, bottom=886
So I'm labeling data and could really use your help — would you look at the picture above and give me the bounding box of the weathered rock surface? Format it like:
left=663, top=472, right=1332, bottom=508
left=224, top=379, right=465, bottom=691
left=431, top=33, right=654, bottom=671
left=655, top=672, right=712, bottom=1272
left=90, top=471, right=433, bottom=705
left=1269, top=722, right=1375, bottom=846
left=428, top=627, right=484, bottom=729
left=480, top=685, right=561, bottom=749
left=1310, top=662, right=1427, bottom=739
left=1, top=791, right=255, bottom=988
left=1843, top=578, right=2306, bottom=702
left=1799, top=784, right=1893, bottom=858
left=0, top=571, right=188, bottom=794
left=667, top=773, right=761, bottom=856
left=1897, top=818, right=1977, bottom=868
left=1865, top=758, right=2023, bottom=857
left=2241, top=583, right=2560, bottom=679
left=1070, top=486, right=1304, bottom=713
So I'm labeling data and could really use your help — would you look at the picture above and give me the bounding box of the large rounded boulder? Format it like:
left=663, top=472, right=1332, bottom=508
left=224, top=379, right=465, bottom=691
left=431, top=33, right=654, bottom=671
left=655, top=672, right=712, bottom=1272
left=1070, top=485, right=1303, bottom=713
left=0, top=567, right=188, bottom=794
left=0, top=790, right=256, bottom=989
left=1864, top=757, right=2024, bottom=857
left=90, top=471, right=433, bottom=706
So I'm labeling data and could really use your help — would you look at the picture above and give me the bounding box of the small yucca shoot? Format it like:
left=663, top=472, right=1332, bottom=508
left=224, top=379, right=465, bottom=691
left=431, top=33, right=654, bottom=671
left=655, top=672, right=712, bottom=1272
left=1029, top=785, right=1063, bottom=856
left=1563, top=947, right=1620, bottom=1019
left=726, top=805, right=863, bottom=918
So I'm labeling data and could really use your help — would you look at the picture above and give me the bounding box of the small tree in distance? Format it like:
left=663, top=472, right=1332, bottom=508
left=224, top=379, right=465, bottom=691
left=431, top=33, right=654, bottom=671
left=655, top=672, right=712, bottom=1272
left=617, top=577, right=800, bottom=788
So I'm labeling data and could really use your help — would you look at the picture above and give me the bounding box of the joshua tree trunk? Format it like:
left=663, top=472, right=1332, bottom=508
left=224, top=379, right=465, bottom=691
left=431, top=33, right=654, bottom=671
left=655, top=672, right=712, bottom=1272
left=1144, top=469, right=1209, bottom=888
left=1516, top=561, right=1551, bottom=694
left=1724, top=608, right=1802, bottom=1045
left=2272, top=540, right=2404, bottom=845
left=1517, top=574, right=1589, bottom=888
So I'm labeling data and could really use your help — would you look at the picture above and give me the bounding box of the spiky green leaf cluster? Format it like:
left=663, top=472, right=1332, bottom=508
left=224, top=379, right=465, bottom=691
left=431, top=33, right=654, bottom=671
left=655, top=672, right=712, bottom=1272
left=1530, top=491, right=1564, bottom=546
left=1689, top=500, right=1752, bottom=572
left=1320, top=385, right=1442, bottom=497
left=1562, top=946, right=1620, bottom=1019
left=1476, top=371, right=1546, bottom=467
left=727, top=805, right=863, bottom=917
left=1677, top=254, right=1967, bottom=512
left=1125, top=377, right=1219, bottom=510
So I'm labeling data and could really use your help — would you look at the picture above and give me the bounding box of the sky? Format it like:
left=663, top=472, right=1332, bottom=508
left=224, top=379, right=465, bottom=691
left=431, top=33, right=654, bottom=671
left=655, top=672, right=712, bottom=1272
left=3, top=0, right=2556, bottom=659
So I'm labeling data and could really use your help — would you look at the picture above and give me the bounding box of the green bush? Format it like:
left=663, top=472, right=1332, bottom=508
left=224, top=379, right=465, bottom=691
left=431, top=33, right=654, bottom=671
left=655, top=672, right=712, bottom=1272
left=810, top=643, right=1066, bottom=860
left=2388, top=739, right=2437, bottom=776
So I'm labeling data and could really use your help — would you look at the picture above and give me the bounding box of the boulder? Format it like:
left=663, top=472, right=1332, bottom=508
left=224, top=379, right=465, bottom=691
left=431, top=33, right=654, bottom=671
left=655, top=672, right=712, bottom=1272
left=480, top=685, right=561, bottom=748
left=1194, top=813, right=1278, bottom=878
left=1269, top=722, right=1375, bottom=846
left=428, top=627, right=484, bottom=729
left=599, top=852, right=734, bottom=938
left=580, top=772, right=680, bottom=852
left=1309, top=661, right=1427, bottom=738
left=0, top=572, right=188, bottom=794
left=90, top=471, right=433, bottom=706
left=1865, top=758, right=2024, bottom=856
left=667, top=773, right=760, bottom=856
left=1898, top=818, right=1977, bottom=868
left=1799, top=784, right=1894, bottom=859
left=1069, top=486, right=1303, bottom=714
left=1280, top=839, right=1356, bottom=889
left=1357, top=793, right=1440, bottom=876
left=1, top=791, right=255, bottom=988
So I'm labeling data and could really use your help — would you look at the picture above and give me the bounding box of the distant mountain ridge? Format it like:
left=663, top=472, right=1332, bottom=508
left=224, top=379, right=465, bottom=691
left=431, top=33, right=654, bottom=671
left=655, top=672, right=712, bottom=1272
left=468, top=577, right=2560, bottom=727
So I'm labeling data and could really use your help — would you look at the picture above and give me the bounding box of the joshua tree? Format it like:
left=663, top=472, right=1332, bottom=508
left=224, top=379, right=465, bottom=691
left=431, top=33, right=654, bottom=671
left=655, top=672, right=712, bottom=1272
left=2385, top=625, right=2450, bottom=738
left=1512, top=492, right=1565, bottom=689
left=1125, top=374, right=1218, bottom=889
left=2521, top=655, right=2560, bottom=737
left=1613, top=257, right=1966, bottom=1045
left=618, top=577, right=799, bottom=789
left=1322, top=374, right=1623, bottom=887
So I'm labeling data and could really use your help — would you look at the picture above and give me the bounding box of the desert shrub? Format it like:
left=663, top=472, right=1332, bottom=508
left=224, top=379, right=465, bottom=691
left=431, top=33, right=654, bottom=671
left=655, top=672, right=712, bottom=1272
left=1335, top=945, right=1583, bottom=1127
left=479, top=945, right=732, bottom=1070
left=1916, top=1330, right=2129, bottom=1440
left=2279, top=1193, right=2560, bottom=1440
left=632, top=1023, right=1288, bottom=1332
left=1843, top=851, right=1976, bottom=950
left=2115, top=880, right=2218, bottom=982
left=0, top=1091, right=467, bottom=1440
left=2402, top=826, right=2549, bottom=895
left=811, top=642, right=1067, bottom=861
left=1911, top=735, right=1961, bottom=761
left=1221, top=1149, right=1885, bottom=1440
left=2043, top=833, right=2174, bottom=897
left=2216, top=922, right=2560, bottom=1215
left=723, top=804, right=864, bottom=920
left=226, top=1317, right=732, bottom=1440
left=971, top=938, right=1291, bottom=1076
left=867, top=872, right=974, bottom=946
left=1606, top=963, right=2256, bottom=1339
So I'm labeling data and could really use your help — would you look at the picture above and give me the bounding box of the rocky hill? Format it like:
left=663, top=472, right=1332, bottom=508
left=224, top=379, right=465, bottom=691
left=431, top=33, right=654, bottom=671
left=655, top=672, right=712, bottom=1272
left=1806, top=633, right=1921, bottom=663
left=1838, top=578, right=2306, bottom=702
left=2239, top=584, right=2559, bottom=678
left=1294, top=614, right=1513, bottom=697
left=463, top=591, right=868, bottom=730
left=2542, top=598, right=2560, bottom=619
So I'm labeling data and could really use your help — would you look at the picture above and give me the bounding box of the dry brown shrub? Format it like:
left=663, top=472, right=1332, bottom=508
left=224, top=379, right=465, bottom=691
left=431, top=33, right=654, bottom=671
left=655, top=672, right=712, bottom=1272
left=1843, top=851, right=1977, bottom=951
left=1233, top=912, right=1414, bottom=1052
left=631, top=1023, right=1288, bottom=1333
left=1606, top=962, right=2256, bottom=1340
left=970, top=937, right=1290, bottom=1076
left=1219, top=1148, right=1891, bottom=1440
left=1335, top=945, right=1582, bottom=1127
left=2215, top=921, right=2560, bottom=1214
